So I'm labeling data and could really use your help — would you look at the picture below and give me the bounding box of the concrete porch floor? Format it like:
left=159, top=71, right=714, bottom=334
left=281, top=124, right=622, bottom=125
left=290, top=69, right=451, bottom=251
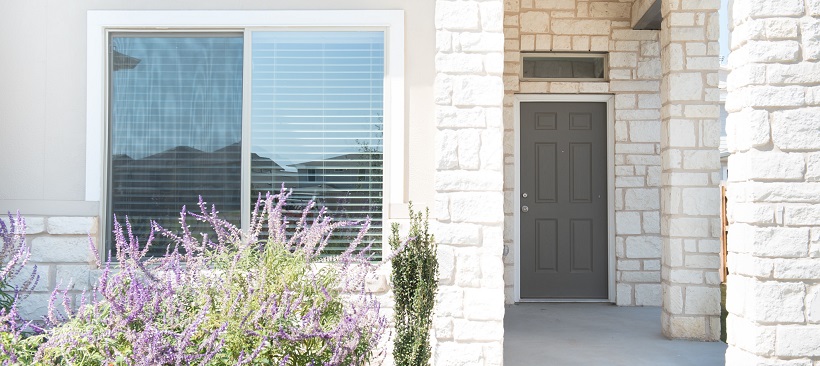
left=504, top=303, right=727, bottom=366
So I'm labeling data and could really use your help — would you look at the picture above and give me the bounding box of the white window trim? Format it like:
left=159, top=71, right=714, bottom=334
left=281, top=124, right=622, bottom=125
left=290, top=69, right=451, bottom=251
left=86, top=10, right=405, bottom=251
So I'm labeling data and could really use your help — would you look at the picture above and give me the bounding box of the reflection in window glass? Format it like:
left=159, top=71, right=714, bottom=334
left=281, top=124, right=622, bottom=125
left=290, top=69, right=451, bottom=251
left=523, top=56, right=606, bottom=79
left=250, top=32, right=385, bottom=257
left=108, top=34, right=244, bottom=256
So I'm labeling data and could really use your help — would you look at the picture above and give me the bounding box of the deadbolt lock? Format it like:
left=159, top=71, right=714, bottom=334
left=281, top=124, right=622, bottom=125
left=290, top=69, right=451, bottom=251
left=522, top=205, right=529, bottom=213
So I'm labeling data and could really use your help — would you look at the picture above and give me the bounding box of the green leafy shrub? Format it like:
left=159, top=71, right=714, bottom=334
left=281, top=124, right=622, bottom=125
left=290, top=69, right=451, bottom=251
left=390, top=205, right=438, bottom=366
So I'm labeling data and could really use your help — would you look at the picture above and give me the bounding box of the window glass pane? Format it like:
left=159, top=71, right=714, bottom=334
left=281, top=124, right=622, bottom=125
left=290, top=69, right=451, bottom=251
left=523, top=56, right=606, bottom=79
left=250, top=31, right=384, bottom=257
left=109, top=34, right=244, bottom=256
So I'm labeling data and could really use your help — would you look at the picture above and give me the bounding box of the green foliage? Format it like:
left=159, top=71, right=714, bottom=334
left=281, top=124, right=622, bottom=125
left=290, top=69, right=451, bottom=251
left=390, top=205, right=438, bottom=366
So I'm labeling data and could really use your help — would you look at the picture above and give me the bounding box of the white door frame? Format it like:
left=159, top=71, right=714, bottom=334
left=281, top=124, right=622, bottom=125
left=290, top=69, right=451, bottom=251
left=513, top=94, right=616, bottom=303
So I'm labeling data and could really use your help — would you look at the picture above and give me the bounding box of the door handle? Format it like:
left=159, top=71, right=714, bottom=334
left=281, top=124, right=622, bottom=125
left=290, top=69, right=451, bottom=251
left=522, top=205, right=529, bottom=213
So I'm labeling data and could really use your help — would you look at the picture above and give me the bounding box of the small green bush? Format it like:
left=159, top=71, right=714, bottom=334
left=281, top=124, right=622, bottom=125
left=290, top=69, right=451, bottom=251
left=390, top=205, right=438, bottom=366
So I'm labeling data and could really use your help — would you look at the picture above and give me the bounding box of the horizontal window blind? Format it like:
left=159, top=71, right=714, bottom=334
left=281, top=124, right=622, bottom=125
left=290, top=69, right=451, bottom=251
left=108, top=34, right=244, bottom=256
left=250, top=32, right=385, bottom=257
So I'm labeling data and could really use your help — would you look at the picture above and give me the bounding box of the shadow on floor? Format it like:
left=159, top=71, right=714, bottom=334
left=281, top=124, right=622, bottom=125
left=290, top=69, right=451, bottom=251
left=504, top=303, right=726, bottom=366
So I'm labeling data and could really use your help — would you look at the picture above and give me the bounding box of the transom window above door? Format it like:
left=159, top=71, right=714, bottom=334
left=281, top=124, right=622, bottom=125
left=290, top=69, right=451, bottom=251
left=87, top=11, right=405, bottom=259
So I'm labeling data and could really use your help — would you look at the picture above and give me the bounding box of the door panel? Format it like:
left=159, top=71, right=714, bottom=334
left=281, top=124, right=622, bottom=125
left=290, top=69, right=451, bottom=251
left=520, top=102, right=608, bottom=299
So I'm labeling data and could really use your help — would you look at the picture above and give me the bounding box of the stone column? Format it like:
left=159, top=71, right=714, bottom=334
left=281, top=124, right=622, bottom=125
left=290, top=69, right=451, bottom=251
left=658, top=0, right=722, bottom=340
left=725, top=0, right=820, bottom=363
left=433, top=0, right=506, bottom=365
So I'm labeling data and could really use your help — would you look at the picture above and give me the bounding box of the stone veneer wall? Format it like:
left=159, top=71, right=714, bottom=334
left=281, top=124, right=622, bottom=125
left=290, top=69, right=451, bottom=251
left=13, top=217, right=97, bottom=320
left=658, top=0, right=722, bottom=340
left=725, top=0, right=820, bottom=362
left=433, top=0, right=507, bottom=364
left=502, top=0, right=665, bottom=306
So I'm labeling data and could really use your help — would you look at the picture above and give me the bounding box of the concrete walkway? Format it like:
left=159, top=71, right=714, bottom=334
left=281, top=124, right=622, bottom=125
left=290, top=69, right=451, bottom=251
left=504, top=303, right=726, bottom=366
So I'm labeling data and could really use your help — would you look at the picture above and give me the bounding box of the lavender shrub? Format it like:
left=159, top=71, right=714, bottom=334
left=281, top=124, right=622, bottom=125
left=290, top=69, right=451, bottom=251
left=1, top=188, right=391, bottom=365
left=0, top=213, right=40, bottom=364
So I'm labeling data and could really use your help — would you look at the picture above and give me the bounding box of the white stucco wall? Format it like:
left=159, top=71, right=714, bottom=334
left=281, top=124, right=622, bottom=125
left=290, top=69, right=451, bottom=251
left=0, top=0, right=436, bottom=217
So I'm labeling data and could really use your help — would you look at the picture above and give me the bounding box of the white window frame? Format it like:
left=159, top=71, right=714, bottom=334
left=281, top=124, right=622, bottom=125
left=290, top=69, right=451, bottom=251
left=86, top=10, right=405, bottom=257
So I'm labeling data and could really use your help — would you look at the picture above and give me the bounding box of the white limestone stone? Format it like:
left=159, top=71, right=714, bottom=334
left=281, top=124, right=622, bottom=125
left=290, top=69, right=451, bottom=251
left=616, top=211, right=642, bottom=235
left=30, top=237, right=94, bottom=263
left=55, top=265, right=93, bottom=291
left=749, top=281, right=806, bottom=323
left=772, top=108, right=820, bottom=151
left=626, top=236, right=661, bottom=258
left=47, top=217, right=97, bottom=235
left=776, top=326, right=820, bottom=357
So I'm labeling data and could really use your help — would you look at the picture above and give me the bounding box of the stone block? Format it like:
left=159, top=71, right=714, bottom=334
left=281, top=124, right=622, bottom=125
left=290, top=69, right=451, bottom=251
left=682, top=187, right=719, bottom=216
left=455, top=252, right=482, bottom=288
left=625, top=236, right=661, bottom=258
left=803, top=17, right=820, bottom=61
left=550, top=19, right=611, bottom=35
left=628, top=120, right=661, bottom=142
left=668, top=73, right=703, bottom=101
left=617, top=283, right=633, bottom=306
left=636, top=284, right=662, bottom=306
left=726, top=315, right=776, bottom=356
left=682, top=150, right=720, bottom=170
left=669, top=269, right=704, bottom=284
left=47, top=217, right=97, bottom=235
left=668, top=316, right=707, bottom=339
left=438, top=246, right=455, bottom=285
left=436, top=130, right=459, bottom=169
left=479, top=2, right=504, bottom=32
left=30, top=237, right=94, bottom=263
left=684, top=286, right=720, bottom=315
left=436, top=287, right=464, bottom=318
left=520, top=11, right=549, bottom=33
left=621, top=271, right=660, bottom=283
left=55, top=264, right=93, bottom=291
left=668, top=217, right=710, bottom=238
left=616, top=211, right=642, bottom=235
left=749, top=281, right=806, bottom=323
left=785, top=206, right=820, bottom=226
left=751, top=227, right=810, bottom=258
left=776, top=326, right=820, bottom=357
left=625, top=188, right=660, bottom=210
left=772, top=258, right=820, bottom=280
left=21, top=217, right=44, bottom=235
left=772, top=108, right=820, bottom=151
left=664, top=285, right=684, bottom=314
left=434, top=316, right=454, bottom=340
left=16, top=293, right=51, bottom=321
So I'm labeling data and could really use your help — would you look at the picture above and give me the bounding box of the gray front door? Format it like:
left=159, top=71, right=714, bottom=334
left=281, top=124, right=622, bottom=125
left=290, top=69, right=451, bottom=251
left=520, top=102, right=608, bottom=299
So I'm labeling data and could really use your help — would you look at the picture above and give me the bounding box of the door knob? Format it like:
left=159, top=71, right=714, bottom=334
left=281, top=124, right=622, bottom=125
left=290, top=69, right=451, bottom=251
left=522, top=192, right=528, bottom=198
left=522, top=206, right=529, bottom=213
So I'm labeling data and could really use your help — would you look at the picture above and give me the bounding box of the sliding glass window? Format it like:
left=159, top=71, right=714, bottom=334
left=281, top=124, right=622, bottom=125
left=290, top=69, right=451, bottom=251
left=107, top=31, right=385, bottom=258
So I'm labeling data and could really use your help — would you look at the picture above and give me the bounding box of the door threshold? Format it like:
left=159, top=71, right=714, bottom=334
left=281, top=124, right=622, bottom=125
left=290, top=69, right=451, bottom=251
left=517, top=299, right=611, bottom=303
